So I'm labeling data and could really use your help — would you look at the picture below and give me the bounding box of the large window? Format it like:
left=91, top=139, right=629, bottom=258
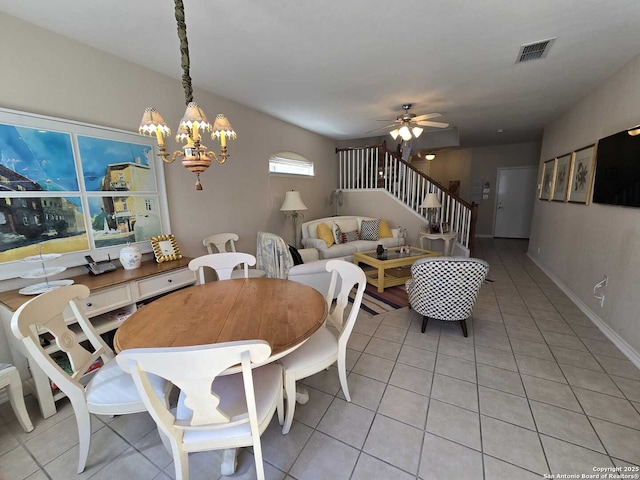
left=269, top=151, right=314, bottom=177
left=0, top=108, right=170, bottom=280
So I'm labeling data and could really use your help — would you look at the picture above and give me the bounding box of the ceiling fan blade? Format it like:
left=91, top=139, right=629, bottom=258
left=366, top=123, right=396, bottom=134
left=412, top=113, right=442, bottom=122
left=416, top=120, right=450, bottom=128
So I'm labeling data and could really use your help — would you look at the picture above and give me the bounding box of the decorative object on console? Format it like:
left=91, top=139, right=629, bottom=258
left=280, top=191, right=308, bottom=247
left=150, top=234, right=182, bottom=263
left=18, top=249, right=73, bottom=296
left=119, top=244, right=142, bottom=270
left=420, top=193, right=442, bottom=228
left=137, top=0, right=236, bottom=190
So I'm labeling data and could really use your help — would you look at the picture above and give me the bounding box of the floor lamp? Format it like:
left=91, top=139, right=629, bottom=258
left=280, top=191, right=307, bottom=247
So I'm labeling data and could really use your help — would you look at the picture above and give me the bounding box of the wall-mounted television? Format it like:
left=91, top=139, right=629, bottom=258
left=593, top=129, right=640, bottom=208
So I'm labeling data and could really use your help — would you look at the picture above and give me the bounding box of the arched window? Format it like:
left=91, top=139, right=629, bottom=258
left=269, top=151, right=314, bottom=177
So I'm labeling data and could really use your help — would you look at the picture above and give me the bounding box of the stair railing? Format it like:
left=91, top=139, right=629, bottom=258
left=336, top=142, right=477, bottom=254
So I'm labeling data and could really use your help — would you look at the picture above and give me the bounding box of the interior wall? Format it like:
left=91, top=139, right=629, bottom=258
left=412, top=143, right=541, bottom=236
left=0, top=12, right=338, bottom=261
left=0, top=13, right=338, bottom=364
left=529, top=52, right=640, bottom=359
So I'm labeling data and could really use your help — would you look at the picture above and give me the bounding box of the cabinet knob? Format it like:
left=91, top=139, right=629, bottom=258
left=168, top=279, right=173, bottom=283
left=86, top=302, right=93, bottom=307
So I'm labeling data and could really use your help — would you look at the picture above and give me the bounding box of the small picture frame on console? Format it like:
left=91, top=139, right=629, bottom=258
left=429, top=223, right=441, bottom=234
left=441, top=222, right=450, bottom=233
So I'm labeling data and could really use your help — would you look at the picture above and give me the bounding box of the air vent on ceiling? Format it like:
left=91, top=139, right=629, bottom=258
left=516, top=38, right=556, bottom=63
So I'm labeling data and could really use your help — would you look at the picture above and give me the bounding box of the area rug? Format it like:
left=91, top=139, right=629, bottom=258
left=351, top=284, right=409, bottom=315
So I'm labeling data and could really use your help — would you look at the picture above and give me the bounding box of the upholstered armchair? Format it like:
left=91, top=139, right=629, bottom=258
left=406, top=256, right=489, bottom=336
left=255, top=232, right=338, bottom=297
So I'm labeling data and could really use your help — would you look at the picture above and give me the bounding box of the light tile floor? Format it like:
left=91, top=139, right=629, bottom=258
left=2, top=238, right=640, bottom=479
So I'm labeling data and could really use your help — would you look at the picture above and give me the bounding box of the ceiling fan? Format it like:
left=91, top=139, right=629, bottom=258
left=368, top=104, right=449, bottom=140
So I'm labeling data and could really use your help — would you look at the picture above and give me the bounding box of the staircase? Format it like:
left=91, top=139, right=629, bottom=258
left=336, top=142, right=477, bottom=254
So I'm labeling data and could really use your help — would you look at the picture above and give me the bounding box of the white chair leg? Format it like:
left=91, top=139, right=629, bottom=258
left=6, top=369, right=34, bottom=432
left=277, top=386, right=284, bottom=426
left=72, top=402, right=92, bottom=473
left=337, top=351, right=350, bottom=402
left=173, top=448, right=189, bottom=480
left=253, top=438, right=266, bottom=480
left=282, top=374, right=297, bottom=434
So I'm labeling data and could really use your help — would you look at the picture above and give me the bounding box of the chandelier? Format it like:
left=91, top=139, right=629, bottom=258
left=138, top=0, right=236, bottom=190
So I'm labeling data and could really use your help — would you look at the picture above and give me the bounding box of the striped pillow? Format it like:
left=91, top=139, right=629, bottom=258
left=341, top=230, right=359, bottom=243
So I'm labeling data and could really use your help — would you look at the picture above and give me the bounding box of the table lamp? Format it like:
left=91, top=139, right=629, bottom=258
left=280, top=190, right=307, bottom=247
left=420, top=193, right=442, bottom=230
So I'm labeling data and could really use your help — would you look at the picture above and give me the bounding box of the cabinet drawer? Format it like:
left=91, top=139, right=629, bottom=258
left=78, top=284, right=133, bottom=318
left=134, top=268, right=196, bottom=301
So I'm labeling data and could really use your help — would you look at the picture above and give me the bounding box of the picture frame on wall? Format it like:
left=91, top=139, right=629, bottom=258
left=567, top=144, right=596, bottom=204
left=539, top=159, right=556, bottom=201
left=552, top=153, right=572, bottom=202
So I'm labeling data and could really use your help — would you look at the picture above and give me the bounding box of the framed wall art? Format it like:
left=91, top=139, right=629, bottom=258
left=552, top=153, right=572, bottom=202
left=568, top=144, right=596, bottom=204
left=539, top=159, right=556, bottom=201
left=0, top=107, right=170, bottom=280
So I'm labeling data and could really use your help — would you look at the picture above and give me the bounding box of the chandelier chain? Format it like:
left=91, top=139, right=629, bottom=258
left=174, top=0, right=193, bottom=105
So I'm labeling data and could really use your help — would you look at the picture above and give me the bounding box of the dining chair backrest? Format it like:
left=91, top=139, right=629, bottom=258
left=188, top=252, right=256, bottom=283
left=11, top=284, right=112, bottom=395
left=10, top=284, right=162, bottom=473
left=203, top=233, right=239, bottom=254
left=117, top=340, right=277, bottom=480
left=324, top=259, right=366, bottom=349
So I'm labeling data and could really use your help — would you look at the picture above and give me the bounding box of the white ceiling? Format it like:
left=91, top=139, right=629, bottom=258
left=2, top=1, right=640, bottom=146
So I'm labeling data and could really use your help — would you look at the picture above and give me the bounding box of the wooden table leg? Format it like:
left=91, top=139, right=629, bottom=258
left=378, top=266, right=385, bottom=293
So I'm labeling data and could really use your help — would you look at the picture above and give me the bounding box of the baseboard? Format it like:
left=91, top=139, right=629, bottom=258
left=528, top=254, right=640, bottom=369
left=475, top=234, right=493, bottom=238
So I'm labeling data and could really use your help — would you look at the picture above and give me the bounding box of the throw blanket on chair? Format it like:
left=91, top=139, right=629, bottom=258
left=256, top=232, right=293, bottom=279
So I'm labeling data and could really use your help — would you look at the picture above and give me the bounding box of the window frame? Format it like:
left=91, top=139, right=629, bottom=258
left=269, top=151, right=315, bottom=177
left=0, top=107, right=170, bottom=280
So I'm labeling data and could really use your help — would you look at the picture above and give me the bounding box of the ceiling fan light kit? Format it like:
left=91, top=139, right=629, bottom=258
left=368, top=103, right=449, bottom=140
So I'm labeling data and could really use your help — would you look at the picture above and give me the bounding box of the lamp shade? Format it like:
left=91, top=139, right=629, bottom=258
left=420, top=193, right=442, bottom=209
left=211, top=114, right=237, bottom=140
left=280, top=191, right=308, bottom=212
left=139, top=108, right=171, bottom=136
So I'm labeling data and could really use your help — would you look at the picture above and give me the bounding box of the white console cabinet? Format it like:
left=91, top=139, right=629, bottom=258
left=0, top=258, right=196, bottom=419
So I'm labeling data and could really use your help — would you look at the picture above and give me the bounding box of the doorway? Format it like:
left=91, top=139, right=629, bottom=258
left=494, top=166, right=538, bottom=238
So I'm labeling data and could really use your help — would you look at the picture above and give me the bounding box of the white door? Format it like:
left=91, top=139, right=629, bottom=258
left=494, top=166, right=538, bottom=238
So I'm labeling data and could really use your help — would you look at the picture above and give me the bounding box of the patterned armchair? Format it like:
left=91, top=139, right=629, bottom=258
left=406, top=257, right=489, bottom=336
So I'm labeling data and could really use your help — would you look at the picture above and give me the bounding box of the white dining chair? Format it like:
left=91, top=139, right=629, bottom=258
left=203, top=233, right=267, bottom=279
left=11, top=284, right=168, bottom=473
left=279, top=259, right=366, bottom=434
left=0, top=364, right=34, bottom=432
left=188, top=252, right=256, bottom=283
left=117, top=340, right=284, bottom=480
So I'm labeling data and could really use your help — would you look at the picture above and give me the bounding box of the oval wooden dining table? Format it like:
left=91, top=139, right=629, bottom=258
left=113, top=277, right=327, bottom=476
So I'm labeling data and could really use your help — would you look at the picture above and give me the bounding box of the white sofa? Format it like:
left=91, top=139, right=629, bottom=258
left=301, top=216, right=405, bottom=260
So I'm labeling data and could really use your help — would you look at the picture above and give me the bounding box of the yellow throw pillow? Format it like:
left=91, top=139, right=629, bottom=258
left=378, top=219, right=393, bottom=238
left=317, top=222, right=335, bottom=247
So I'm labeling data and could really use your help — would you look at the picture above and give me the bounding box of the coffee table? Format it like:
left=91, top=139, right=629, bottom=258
left=353, top=246, right=439, bottom=292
